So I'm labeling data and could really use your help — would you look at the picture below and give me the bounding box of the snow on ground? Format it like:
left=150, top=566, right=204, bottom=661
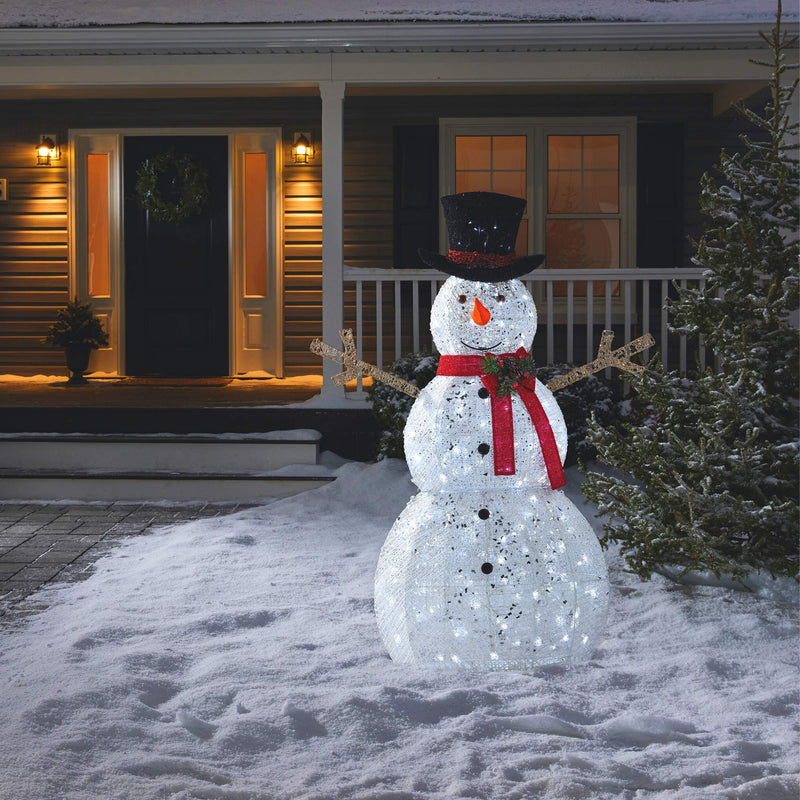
left=0, top=461, right=797, bottom=800
left=0, top=0, right=791, bottom=27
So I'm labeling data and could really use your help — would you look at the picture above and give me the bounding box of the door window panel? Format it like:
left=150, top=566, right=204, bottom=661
left=244, top=152, right=268, bottom=297
left=87, top=153, right=110, bottom=297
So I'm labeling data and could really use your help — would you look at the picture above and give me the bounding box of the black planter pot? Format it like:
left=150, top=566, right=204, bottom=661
left=64, top=344, right=92, bottom=385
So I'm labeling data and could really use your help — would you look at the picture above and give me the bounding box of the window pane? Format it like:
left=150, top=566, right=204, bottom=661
left=492, top=136, right=526, bottom=171
left=584, top=219, right=620, bottom=265
left=456, top=171, right=492, bottom=193
left=514, top=218, right=528, bottom=256
left=492, top=171, right=526, bottom=200
left=545, top=219, right=582, bottom=264
left=583, top=170, right=619, bottom=213
left=244, top=152, right=268, bottom=297
left=456, top=136, right=491, bottom=171
left=548, top=135, right=581, bottom=171
left=87, top=153, right=110, bottom=297
left=548, top=169, right=581, bottom=213
left=583, top=135, right=619, bottom=170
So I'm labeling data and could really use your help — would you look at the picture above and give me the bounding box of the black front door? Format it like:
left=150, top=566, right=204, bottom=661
left=124, top=136, right=228, bottom=376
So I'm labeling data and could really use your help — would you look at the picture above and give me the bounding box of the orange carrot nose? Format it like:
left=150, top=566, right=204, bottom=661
left=471, top=297, right=491, bottom=326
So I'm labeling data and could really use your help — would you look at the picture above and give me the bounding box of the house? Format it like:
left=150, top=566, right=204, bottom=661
left=0, top=2, right=797, bottom=405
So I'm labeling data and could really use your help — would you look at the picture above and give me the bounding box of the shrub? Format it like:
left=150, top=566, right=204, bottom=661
left=44, top=297, right=109, bottom=349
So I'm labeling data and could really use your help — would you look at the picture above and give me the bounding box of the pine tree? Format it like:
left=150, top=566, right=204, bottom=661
left=582, top=5, right=799, bottom=584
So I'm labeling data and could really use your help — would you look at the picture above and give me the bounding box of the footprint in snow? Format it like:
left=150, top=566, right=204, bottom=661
left=176, top=710, right=218, bottom=740
left=600, top=715, right=700, bottom=746
left=281, top=701, right=327, bottom=739
left=136, top=679, right=180, bottom=709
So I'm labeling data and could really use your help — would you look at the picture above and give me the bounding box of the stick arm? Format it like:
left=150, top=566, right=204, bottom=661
left=545, top=331, right=655, bottom=392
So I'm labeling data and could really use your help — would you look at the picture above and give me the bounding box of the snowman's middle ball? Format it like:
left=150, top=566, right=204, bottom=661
left=430, top=276, right=537, bottom=355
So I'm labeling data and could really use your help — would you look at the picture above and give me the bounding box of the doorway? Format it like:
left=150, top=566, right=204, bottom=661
left=123, top=135, right=229, bottom=376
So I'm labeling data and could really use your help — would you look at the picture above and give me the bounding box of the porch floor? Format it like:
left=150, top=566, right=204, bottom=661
left=0, top=375, right=323, bottom=408
left=0, top=376, right=380, bottom=460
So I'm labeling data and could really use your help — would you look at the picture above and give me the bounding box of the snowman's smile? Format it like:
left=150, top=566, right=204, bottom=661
left=460, top=339, right=502, bottom=352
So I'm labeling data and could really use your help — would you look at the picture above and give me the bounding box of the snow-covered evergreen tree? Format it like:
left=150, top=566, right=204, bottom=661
left=583, top=5, right=799, bottom=583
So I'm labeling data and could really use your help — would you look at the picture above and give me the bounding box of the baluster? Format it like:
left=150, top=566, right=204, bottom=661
left=698, top=278, right=706, bottom=372
left=376, top=279, right=383, bottom=370
left=412, top=279, right=420, bottom=353
left=566, top=279, right=574, bottom=363
left=642, top=279, right=650, bottom=360
left=679, top=279, right=687, bottom=374
left=586, top=279, right=594, bottom=367
left=430, top=280, right=438, bottom=353
left=356, top=280, right=363, bottom=391
left=605, top=280, right=612, bottom=378
left=546, top=278, right=554, bottom=365
left=394, top=280, right=401, bottom=361
left=661, top=279, right=669, bottom=370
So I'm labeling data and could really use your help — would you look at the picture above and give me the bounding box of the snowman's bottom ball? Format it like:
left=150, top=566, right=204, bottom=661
left=374, top=489, right=609, bottom=671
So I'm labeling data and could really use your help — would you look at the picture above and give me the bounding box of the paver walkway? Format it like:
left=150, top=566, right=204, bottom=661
left=0, top=502, right=256, bottom=617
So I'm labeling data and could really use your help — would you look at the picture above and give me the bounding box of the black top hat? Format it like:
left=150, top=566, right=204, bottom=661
left=418, top=192, right=544, bottom=282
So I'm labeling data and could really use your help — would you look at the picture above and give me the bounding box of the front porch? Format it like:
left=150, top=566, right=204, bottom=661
left=0, top=21, right=779, bottom=394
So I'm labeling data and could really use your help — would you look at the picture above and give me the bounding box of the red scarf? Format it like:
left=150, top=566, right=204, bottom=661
left=436, top=348, right=566, bottom=490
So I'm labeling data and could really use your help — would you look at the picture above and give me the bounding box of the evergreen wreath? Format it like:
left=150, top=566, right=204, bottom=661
left=481, top=351, right=536, bottom=397
left=134, top=149, right=210, bottom=225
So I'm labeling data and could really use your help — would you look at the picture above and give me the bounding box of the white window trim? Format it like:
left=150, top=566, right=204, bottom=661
left=439, top=117, right=637, bottom=271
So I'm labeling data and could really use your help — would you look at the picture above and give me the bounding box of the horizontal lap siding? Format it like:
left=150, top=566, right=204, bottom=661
left=0, top=136, right=69, bottom=374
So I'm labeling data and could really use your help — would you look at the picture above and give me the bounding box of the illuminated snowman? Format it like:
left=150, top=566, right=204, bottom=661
left=374, top=192, right=609, bottom=670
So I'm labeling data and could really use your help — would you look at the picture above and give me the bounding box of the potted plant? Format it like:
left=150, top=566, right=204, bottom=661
left=44, top=297, right=109, bottom=385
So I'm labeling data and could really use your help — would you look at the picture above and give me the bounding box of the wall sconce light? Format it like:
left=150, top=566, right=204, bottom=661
left=36, top=135, right=60, bottom=166
left=292, top=132, right=314, bottom=164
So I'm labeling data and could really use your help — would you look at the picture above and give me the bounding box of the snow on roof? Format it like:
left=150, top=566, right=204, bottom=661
left=0, top=0, right=792, bottom=28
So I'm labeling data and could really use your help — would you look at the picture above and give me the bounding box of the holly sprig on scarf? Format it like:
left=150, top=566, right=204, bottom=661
left=481, top=352, right=536, bottom=397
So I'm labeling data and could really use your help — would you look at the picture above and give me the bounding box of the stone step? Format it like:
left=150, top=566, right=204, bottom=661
left=0, top=431, right=321, bottom=474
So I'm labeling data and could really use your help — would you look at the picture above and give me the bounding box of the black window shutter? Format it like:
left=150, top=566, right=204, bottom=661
left=636, top=123, right=684, bottom=269
left=393, top=125, right=439, bottom=269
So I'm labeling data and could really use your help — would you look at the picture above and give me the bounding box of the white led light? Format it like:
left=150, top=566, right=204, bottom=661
left=374, top=276, right=609, bottom=671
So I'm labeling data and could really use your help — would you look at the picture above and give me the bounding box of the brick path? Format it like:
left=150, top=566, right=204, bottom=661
left=0, top=502, right=256, bottom=616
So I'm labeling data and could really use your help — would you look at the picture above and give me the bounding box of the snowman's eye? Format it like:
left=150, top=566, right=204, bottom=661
left=496, top=294, right=505, bottom=302
left=457, top=295, right=467, bottom=304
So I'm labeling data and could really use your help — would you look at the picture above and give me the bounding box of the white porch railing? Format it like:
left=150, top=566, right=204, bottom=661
left=343, top=266, right=708, bottom=383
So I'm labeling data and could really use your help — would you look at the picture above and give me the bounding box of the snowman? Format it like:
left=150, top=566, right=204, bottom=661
left=374, top=192, right=609, bottom=671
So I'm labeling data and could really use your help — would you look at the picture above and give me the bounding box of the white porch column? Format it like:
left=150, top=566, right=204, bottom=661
left=320, top=80, right=346, bottom=398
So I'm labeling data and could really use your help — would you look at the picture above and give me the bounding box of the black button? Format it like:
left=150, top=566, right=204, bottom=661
left=478, top=508, right=490, bottom=520
left=478, top=387, right=490, bottom=399
left=477, top=443, right=490, bottom=456
left=481, top=562, right=494, bottom=574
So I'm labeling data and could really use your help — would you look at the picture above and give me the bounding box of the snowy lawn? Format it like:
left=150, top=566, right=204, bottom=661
left=0, top=459, right=797, bottom=800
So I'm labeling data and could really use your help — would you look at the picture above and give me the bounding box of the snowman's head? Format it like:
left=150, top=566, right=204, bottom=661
left=430, top=275, right=537, bottom=355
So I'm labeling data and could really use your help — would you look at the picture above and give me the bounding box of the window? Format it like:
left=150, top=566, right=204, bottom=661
left=442, top=118, right=635, bottom=297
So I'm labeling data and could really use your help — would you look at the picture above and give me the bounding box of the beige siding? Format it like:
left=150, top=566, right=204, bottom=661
left=0, top=134, right=70, bottom=373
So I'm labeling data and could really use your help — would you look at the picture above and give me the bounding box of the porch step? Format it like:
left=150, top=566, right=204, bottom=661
left=0, top=406, right=379, bottom=461
left=0, top=431, right=321, bottom=474
left=0, top=431, right=335, bottom=501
